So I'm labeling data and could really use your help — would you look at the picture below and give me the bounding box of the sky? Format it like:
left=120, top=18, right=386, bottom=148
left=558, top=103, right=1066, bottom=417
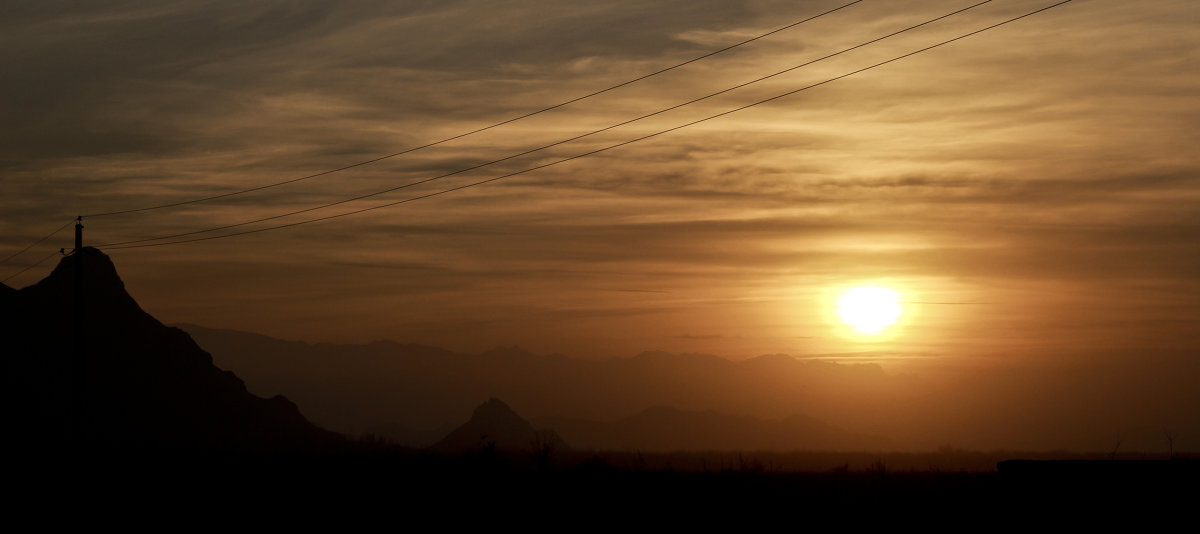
left=2, top=0, right=1198, bottom=372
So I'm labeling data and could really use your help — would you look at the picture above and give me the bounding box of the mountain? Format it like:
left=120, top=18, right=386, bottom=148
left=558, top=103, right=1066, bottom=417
left=533, top=406, right=890, bottom=452
left=180, top=324, right=900, bottom=448
left=432, top=397, right=562, bottom=453
left=1, top=247, right=343, bottom=453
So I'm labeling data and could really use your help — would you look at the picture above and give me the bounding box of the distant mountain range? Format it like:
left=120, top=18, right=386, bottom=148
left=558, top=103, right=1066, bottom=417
left=431, top=397, right=887, bottom=454
left=180, top=323, right=901, bottom=451
left=6, top=248, right=1192, bottom=454
left=1, top=248, right=342, bottom=452
left=0, top=247, right=894, bottom=453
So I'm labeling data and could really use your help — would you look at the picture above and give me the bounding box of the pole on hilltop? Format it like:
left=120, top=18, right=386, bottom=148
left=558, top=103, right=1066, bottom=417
left=72, top=216, right=83, bottom=442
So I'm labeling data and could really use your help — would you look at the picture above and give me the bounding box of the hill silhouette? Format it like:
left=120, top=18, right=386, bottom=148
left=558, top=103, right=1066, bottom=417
left=432, top=397, right=563, bottom=453
left=177, top=309, right=1200, bottom=454
left=1, top=247, right=343, bottom=453
left=181, top=324, right=898, bottom=448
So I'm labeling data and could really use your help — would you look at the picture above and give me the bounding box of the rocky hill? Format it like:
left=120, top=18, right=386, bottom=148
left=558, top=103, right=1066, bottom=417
left=432, top=397, right=563, bottom=454
left=1, top=248, right=343, bottom=453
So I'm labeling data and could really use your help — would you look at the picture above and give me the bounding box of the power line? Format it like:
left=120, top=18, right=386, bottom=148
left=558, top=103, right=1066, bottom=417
left=81, top=0, right=866, bottom=219
left=98, top=0, right=997, bottom=249
left=1, top=249, right=62, bottom=284
left=106, top=0, right=1074, bottom=251
left=0, top=219, right=73, bottom=266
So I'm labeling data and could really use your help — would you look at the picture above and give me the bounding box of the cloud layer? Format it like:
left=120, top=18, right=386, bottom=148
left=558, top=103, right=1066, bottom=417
left=2, top=0, right=1197, bottom=367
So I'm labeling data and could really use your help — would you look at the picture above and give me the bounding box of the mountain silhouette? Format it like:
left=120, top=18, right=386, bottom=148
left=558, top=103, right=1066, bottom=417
left=432, top=397, right=563, bottom=453
left=181, top=324, right=898, bottom=448
left=1, top=247, right=343, bottom=453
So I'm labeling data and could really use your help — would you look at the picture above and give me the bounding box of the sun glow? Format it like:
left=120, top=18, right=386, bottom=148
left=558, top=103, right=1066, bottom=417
left=837, top=287, right=903, bottom=336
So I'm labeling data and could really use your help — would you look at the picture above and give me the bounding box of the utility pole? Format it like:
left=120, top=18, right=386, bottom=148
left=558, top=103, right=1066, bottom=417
left=73, top=216, right=82, bottom=337
left=72, top=216, right=82, bottom=443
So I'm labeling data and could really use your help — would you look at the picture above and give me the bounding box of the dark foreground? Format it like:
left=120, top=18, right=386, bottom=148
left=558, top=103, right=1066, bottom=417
left=11, top=448, right=1198, bottom=523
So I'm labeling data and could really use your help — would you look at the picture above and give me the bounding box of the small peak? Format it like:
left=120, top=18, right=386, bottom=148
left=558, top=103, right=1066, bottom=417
left=41, top=247, right=124, bottom=290
left=10, top=247, right=158, bottom=336
left=472, top=397, right=519, bottom=420
left=432, top=397, right=551, bottom=452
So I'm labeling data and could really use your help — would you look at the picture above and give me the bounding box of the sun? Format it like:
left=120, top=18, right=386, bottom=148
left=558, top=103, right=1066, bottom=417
left=837, top=287, right=903, bottom=336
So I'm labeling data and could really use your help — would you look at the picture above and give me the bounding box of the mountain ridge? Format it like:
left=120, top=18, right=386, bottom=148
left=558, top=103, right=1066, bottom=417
left=2, top=248, right=343, bottom=452
left=180, top=322, right=899, bottom=449
left=431, top=397, right=563, bottom=453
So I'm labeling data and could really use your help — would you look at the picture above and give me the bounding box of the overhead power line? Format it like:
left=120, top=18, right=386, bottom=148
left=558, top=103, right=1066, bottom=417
left=1, top=249, right=62, bottom=284
left=98, top=0, right=998, bottom=249
left=0, top=219, right=73, bottom=266
left=105, top=0, right=1074, bottom=251
left=80, top=0, right=866, bottom=219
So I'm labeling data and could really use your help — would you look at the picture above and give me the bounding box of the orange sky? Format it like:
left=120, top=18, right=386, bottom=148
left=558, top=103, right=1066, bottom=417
left=2, top=0, right=1197, bottom=370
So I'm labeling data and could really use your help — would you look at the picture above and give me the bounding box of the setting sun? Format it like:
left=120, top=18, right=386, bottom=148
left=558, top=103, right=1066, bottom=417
left=837, top=287, right=903, bottom=336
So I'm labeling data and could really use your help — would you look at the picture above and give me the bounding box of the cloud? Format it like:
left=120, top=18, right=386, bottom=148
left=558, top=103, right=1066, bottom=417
left=1, top=0, right=1197, bottom=366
